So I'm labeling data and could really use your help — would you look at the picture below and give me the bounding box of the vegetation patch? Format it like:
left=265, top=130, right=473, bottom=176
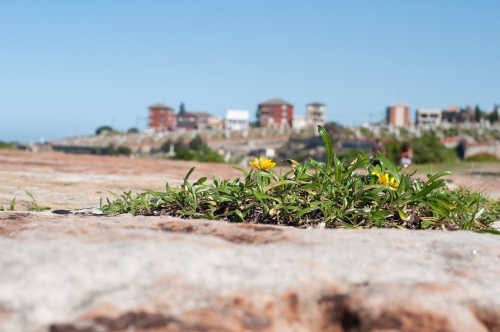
left=0, top=140, right=18, bottom=149
left=161, top=134, right=224, bottom=163
left=384, top=134, right=456, bottom=165
left=466, top=152, right=499, bottom=162
left=100, top=126, right=499, bottom=233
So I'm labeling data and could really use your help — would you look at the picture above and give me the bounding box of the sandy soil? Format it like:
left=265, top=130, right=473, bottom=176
left=1, top=150, right=499, bottom=211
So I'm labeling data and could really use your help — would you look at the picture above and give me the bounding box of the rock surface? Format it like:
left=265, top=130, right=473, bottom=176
left=0, top=150, right=243, bottom=211
left=1, top=212, right=500, bottom=332
left=2, top=150, right=500, bottom=331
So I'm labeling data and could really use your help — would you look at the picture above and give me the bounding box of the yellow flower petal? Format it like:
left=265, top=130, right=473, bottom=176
left=249, top=157, right=275, bottom=170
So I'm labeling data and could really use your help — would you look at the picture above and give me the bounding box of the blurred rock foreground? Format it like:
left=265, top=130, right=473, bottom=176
left=1, top=212, right=500, bottom=332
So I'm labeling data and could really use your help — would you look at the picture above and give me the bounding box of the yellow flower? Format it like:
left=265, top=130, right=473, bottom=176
left=249, top=157, right=276, bottom=171
left=371, top=171, right=398, bottom=188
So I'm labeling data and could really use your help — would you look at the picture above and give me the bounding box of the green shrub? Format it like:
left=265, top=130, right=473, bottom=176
left=0, top=141, right=17, bottom=149
left=160, top=139, right=174, bottom=153
left=384, top=134, right=456, bottom=164
left=466, top=152, right=499, bottom=162
left=189, top=135, right=205, bottom=150
left=127, top=127, right=139, bottom=134
left=116, top=146, right=132, bottom=156
left=96, top=126, right=114, bottom=135
left=106, top=144, right=132, bottom=156
left=166, top=135, right=224, bottom=163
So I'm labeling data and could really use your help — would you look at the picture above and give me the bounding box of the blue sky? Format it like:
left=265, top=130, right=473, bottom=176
left=1, top=1, right=499, bottom=143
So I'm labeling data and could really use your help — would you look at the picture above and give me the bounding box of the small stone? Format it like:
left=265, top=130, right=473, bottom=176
left=490, top=221, right=500, bottom=230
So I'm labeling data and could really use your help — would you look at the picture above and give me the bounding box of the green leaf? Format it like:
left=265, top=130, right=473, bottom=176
left=397, top=208, right=408, bottom=220
left=333, top=156, right=342, bottom=182
left=410, top=179, right=445, bottom=200
left=376, top=153, right=400, bottom=182
left=425, top=201, right=451, bottom=218
left=263, top=180, right=297, bottom=192
left=232, top=166, right=248, bottom=176
left=421, top=221, right=435, bottom=228
left=426, top=171, right=452, bottom=184
left=343, top=153, right=367, bottom=179
left=473, top=208, right=485, bottom=220
left=396, top=174, right=407, bottom=195
left=195, top=177, right=207, bottom=185
left=184, top=167, right=195, bottom=181
left=234, top=209, right=245, bottom=222
left=475, top=229, right=500, bottom=235
left=318, top=125, right=333, bottom=171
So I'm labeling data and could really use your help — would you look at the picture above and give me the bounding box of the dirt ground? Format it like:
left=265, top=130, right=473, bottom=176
left=1, top=150, right=499, bottom=211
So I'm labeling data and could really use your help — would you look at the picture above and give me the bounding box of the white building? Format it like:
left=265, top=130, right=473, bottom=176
left=416, top=108, right=442, bottom=126
left=292, top=115, right=307, bottom=130
left=224, top=110, right=250, bottom=130
left=306, top=102, right=326, bottom=128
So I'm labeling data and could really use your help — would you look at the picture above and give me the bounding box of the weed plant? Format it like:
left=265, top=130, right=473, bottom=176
left=25, top=190, right=50, bottom=212
left=100, top=126, right=499, bottom=232
left=0, top=197, right=16, bottom=211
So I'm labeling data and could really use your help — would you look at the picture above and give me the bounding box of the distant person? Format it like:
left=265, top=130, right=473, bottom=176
left=400, top=141, right=413, bottom=167
left=456, top=138, right=466, bottom=160
left=371, top=138, right=386, bottom=156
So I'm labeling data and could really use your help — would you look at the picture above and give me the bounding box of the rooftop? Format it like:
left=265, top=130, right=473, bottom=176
left=389, top=101, right=409, bottom=107
left=259, top=98, right=292, bottom=106
left=443, top=105, right=460, bottom=112
left=149, top=103, right=173, bottom=110
left=225, top=110, right=250, bottom=120
left=308, top=102, right=325, bottom=107
left=178, top=112, right=212, bottom=117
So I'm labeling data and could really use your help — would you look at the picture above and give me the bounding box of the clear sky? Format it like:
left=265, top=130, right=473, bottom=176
left=1, top=1, right=499, bottom=143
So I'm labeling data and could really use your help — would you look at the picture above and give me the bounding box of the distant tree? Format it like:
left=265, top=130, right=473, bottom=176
left=115, top=145, right=132, bottom=156
left=179, top=102, right=186, bottom=114
left=475, top=105, right=484, bottom=122
left=188, top=134, right=205, bottom=150
left=96, top=125, right=113, bottom=135
left=160, top=139, right=174, bottom=152
left=167, top=135, right=224, bottom=163
left=106, top=144, right=131, bottom=156
left=127, top=127, right=139, bottom=133
left=487, top=110, right=499, bottom=123
left=487, top=104, right=500, bottom=123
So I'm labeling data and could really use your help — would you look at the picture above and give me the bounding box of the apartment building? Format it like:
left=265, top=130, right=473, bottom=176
left=416, top=108, right=442, bottom=126
left=148, top=103, right=176, bottom=131
left=306, top=102, right=326, bottom=128
left=256, top=98, right=293, bottom=128
left=386, top=102, right=410, bottom=127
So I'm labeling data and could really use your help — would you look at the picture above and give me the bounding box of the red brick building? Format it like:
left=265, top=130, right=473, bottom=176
left=148, top=103, right=176, bottom=131
left=257, top=98, right=293, bottom=128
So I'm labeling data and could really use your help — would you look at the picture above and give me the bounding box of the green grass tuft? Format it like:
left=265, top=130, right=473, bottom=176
left=100, top=126, right=499, bottom=232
